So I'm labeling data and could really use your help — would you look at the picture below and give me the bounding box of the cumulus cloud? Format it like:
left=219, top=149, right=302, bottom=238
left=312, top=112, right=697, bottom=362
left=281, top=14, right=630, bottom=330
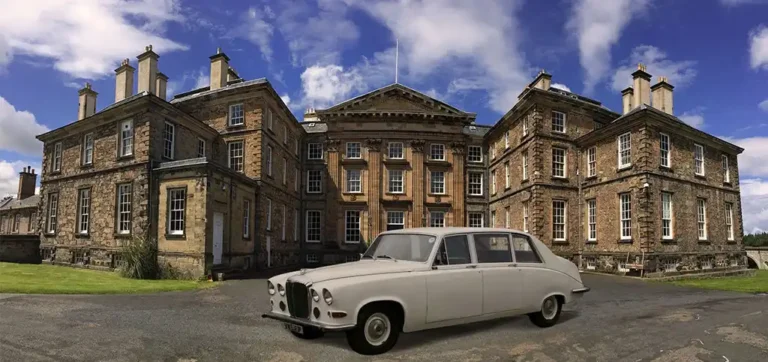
left=740, top=178, right=768, bottom=234
left=678, top=109, right=705, bottom=129
left=0, top=0, right=187, bottom=79
left=229, top=6, right=274, bottom=62
left=721, top=0, right=768, bottom=6
left=0, top=160, right=41, bottom=198
left=280, top=94, right=291, bottom=107
left=611, top=45, right=697, bottom=92
left=166, top=67, right=210, bottom=98
left=567, top=0, right=650, bottom=93
left=750, top=25, right=768, bottom=70
left=551, top=83, right=572, bottom=92
left=0, top=96, right=48, bottom=156
left=759, top=99, right=768, bottom=112
left=724, top=136, right=768, bottom=178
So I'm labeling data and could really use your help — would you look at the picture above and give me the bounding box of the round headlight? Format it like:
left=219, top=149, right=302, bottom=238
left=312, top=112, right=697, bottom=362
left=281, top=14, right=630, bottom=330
left=311, top=289, right=320, bottom=302
left=267, top=281, right=276, bottom=295
left=278, top=283, right=285, bottom=296
left=322, top=288, right=333, bottom=305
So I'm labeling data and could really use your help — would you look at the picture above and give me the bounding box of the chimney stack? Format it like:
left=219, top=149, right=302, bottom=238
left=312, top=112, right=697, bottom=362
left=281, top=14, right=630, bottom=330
left=651, top=76, right=674, bottom=115
left=156, top=72, right=168, bottom=100
left=227, top=66, right=240, bottom=83
left=621, top=87, right=634, bottom=114
left=17, top=166, right=36, bottom=200
left=78, top=83, right=98, bottom=120
left=209, top=47, right=230, bottom=91
left=531, top=69, right=552, bottom=91
left=137, top=45, right=159, bottom=95
left=631, top=63, right=651, bottom=108
left=114, top=58, right=135, bottom=102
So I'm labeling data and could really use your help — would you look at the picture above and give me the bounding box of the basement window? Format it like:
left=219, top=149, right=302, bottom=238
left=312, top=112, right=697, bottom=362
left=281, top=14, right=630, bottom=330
left=307, top=254, right=319, bottom=263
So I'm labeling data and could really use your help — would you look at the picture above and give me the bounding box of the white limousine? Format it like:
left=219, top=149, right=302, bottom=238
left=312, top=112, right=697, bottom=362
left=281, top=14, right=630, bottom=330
left=262, top=228, right=590, bottom=355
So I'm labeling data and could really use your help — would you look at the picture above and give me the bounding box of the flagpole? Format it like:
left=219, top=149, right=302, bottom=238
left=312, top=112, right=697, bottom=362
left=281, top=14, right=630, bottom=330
left=395, top=38, right=399, bottom=84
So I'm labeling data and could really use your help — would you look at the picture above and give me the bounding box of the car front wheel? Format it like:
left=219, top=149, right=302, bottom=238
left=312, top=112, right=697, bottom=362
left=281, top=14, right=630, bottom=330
left=528, top=295, right=562, bottom=328
left=346, top=306, right=401, bottom=355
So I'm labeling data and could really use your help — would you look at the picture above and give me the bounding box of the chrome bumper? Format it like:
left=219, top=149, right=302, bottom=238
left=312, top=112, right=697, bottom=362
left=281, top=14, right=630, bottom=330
left=572, top=287, right=590, bottom=294
left=261, top=311, right=356, bottom=332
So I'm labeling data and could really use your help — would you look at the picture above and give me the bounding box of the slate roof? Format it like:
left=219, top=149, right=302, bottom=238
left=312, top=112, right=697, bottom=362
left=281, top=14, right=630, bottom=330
left=301, top=122, right=328, bottom=134
left=463, top=124, right=491, bottom=137
left=170, top=78, right=268, bottom=104
left=0, top=195, right=40, bottom=211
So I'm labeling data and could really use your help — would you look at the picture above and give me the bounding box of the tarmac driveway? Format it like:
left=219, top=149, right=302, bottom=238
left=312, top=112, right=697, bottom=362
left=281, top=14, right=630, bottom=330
left=1, top=273, right=768, bottom=361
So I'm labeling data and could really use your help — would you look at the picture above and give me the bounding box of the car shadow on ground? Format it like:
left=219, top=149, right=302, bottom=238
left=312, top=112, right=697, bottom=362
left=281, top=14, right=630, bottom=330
left=309, top=311, right=580, bottom=352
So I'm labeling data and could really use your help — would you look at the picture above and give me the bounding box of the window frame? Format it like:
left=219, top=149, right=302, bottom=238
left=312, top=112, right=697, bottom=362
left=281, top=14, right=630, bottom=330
left=430, top=144, right=446, bottom=161
left=430, top=171, right=445, bottom=194
left=388, top=142, right=404, bottom=159
left=661, top=192, right=673, bottom=240
left=552, top=147, right=567, bottom=178
left=266, top=198, right=272, bottom=231
left=697, top=198, right=707, bottom=240
left=694, top=143, right=705, bottom=176
left=617, top=132, right=631, bottom=169
left=228, top=103, right=244, bottom=126
left=388, top=169, right=404, bottom=194
left=346, top=142, right=362, bottom=159
left=660, top=133, right=671, bottom=168
left=282, top=157, right=287, bottom=185
left=281, top=204, right=286, bottom=241
left=306, top=210, right=321, bottom=243
left=228, top=141, right=244, bottom=173
left=52, top=142, right=62, bottom=172
left=587, top=146, right=596, bottom=177
left=119, top=119, right=134, bottom=158
left=468, top=171, right=483, bottom=196
left=620, top=193, right=632, bottom=240
left=265, top=107, right=273, bottom=130
left=468, top=146, right=483, bottom=163
left=523, top=201, right=529, bottom=232
left=387, top=211, right=405, bottom=230
left=552, top=200, right=567, bottom=241
left=722, top=154, right=730, bottom=183
left=522, top=150, right=528, bottom=180
left=266, top=145, right=273, bottom=176
left=163, top=122, right=175, bottom=160
left=468, top=212, right=484, bottom=228
left=726, top=202, right=734, bottom=241
left=46, top=192, right=58, bottom=234
left=82, top=133, right=94, bottom=166
left=473, top=233, right=513, bottom=264
left=167, top=188, right=186, bottom=236
left=116, top=183, right=132, bottom=235
left=243, top=199, right=251, bottom=239
left=77, top=188, right=91, bottom=235
left=294, top=208, right=300, bottom=242
left=430, top=211, right=445, bottom=228
left=587, top=199, right=596, bottom=241
left=551, top=111, right=566, bottom=133
left=504, top=131, right=510, bottom=149
left=346, top=169, right=362, bottom=193
left=308, top=143, right=323, bottom=160
left=307, top=170, right=322, bottom=193
left=505, top=162, right=510, bottom=188
left=12, top=214, right=20, bottom=233
left=491, top=170, right=497, bottom=194
left=345, top=210, right=361, bottom=243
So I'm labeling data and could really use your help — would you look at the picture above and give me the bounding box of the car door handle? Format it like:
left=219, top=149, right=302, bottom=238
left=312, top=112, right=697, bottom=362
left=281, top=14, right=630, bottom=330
left=466, top=265, right=477, bottom=269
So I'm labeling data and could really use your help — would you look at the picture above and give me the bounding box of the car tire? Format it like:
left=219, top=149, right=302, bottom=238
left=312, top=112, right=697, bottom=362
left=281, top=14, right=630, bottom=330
left=346, top=305, right=401, bottom=355
left=290, top=326, right=324, bottom=340
left=528, top=295, right=562, bottom=328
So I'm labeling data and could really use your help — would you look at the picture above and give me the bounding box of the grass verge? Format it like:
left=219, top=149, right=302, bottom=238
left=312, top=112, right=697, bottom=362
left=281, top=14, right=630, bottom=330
left=669, top=270, right=768, bottom=293
left=0, top=262, right=214, bottom=294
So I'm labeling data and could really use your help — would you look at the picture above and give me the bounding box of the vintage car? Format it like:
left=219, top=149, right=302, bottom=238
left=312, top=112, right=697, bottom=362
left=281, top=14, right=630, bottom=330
left=262, top=227, right=590, bottom=355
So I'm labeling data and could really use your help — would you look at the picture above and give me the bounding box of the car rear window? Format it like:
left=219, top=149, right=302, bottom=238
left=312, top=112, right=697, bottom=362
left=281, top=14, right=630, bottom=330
left=511, top=234, right=542, bottom=263
left=473, top=234, right=512, bottom=263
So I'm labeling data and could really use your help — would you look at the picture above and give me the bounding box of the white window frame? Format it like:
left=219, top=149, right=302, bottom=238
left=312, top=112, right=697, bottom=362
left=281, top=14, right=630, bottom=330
left=505, top=162, right=510, bottom=188
left=346, top=142, right=362, bottom=159
left=552, top=147, right=566, bottom=178
left=308, top=143, right=323, bottom=160
left=228, top=103, right=244, bottom=126
left=388, top=169, right=404, bottom=194
left=387, top=211, right=405, bottom=229
left=552, top=111, right=566, bottom=133
left=307, top=170, right=322, bottom=193
left=243, top=200, right=250, bottom=238
left=697, top=198, right=707, bottom=240
left=430, top=211, right=445, bottom=228
left=522, top=151, right=528, bottom=180
left=468, top=172, right=483, bottom=196
left=522, top=117, right=529, bottom=136
left=587, top=147, right=596, bottom=177
left=722, top=155, right=730, bottom=183
left=283, top=124, right=288, bottom=144
left=197, top=138, right=206, bottom=158
left=228, top=141, right=244, bottom=172
left=694, top=143, right=705, bottom=176
left=266, top=145, right=273, bottom=176
left=491, top=170, right=497, bottom=194
left=523, top=201, right=529, bottom=232
left=77, top=188, right=91, bottom=235
left=430, top=144, right=445, bottom=161
left=346, top=169, right=361, bottom=193
left=504, top=131, right=510, bottom=149
left=163, top=122, right=175, bottom=160
left=266, top=107, right=273, bottom=130
left=552, top=200, right=567, bottom=241
left=119, top=120, right=133, bottom=157
left=117, top=184, right=132, bottom=235
left=468, top=212, right=484, bottom=228
left=388, top=142, right=404, bottom=159
left=52, top=142, right=62, bottom=172
left=266, top=198, right=272, bottom=231
left=430, top=171, right=445, bottom=194
left=47, top=193, right=58, bottom=234
left=726, top=203, right=734, bottom=241
left=620, top=193, right=632, bottom=240
left=306, top=210, right=321, bottom=243
left=618, top=132, right=631, bottom=169
left=660, top=133, right=670, bottom=168
left=587, top=199, right=596, bottom=241
left=468, top=146, right=483, bottom=163
left=82, top=133, right=94, bottom=165
left=490, top=143, right=496, bottom=159
left=168, top=188, right=186, bottom=236
left=345, top=210, right=361, bottom=243
left=662, top=192, right=673, bottom=240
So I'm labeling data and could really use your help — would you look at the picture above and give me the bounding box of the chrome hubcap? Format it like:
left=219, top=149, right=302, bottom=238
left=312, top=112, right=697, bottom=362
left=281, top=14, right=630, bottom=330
left=364, top=313, right=391, bottom=346
left=542, top=298, right=558, bottom=320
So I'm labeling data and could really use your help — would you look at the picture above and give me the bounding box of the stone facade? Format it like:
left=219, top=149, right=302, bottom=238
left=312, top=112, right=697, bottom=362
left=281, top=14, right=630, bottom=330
left=0, top=167, right=40, bottom=237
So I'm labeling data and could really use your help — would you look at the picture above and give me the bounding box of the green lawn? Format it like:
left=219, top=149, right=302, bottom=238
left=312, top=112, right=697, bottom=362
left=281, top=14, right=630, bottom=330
left=669, top=270, right=768, bottom=293
left=0, top=262, right=213, bottom=294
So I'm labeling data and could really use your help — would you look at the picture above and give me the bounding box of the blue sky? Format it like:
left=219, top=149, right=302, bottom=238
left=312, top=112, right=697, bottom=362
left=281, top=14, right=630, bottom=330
left=1, top=0, right=768, bottom=231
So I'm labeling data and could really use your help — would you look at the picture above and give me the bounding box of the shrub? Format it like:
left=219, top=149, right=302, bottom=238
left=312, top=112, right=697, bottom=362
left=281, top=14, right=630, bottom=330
left=119, top=235, right=159, bottom=280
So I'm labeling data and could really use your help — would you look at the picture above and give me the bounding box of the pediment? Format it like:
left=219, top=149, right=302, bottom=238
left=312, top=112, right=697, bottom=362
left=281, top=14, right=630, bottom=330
left=322, top=84, right=473, bottom=119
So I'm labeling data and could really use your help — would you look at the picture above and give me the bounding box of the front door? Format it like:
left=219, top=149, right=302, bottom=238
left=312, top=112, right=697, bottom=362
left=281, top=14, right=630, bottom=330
left=213, top=212, right=224, bottom=265
left=426, top=235, right=483, bottom=323
left=473, top=233, right=522, bottom=314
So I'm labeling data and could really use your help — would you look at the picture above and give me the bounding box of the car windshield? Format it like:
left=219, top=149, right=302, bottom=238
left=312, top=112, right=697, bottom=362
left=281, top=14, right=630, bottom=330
left=362, top=234, right=437, bottom=262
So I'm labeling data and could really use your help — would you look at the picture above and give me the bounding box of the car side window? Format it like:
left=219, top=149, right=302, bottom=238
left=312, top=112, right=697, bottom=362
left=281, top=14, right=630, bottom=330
left=473, top=233, right=513, bottom=263
left=511, top=234, right=542, bottom=263
left=434, top=235, right=471, bottom=266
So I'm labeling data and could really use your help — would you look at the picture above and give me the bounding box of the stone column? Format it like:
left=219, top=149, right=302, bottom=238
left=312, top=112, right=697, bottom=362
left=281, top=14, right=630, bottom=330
left=411, top=140, right=425, bottom=227
left=451, top=142, right=466, bottom=227
left=325, top=139, right=341, bottom=246
left=366, top=139, right=382, bottom=241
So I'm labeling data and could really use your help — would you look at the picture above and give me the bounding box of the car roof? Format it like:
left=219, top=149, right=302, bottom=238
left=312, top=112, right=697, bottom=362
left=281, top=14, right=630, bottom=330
left=381, top=227, right=531, bottom=238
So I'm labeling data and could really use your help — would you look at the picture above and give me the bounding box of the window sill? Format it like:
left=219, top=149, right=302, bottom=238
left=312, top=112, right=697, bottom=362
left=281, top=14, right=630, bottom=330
left=114, top=233, right=132, bottom=239
left=227, top=123, right=245, bottom=130
left=617, top=165, right=633, bottom=172
left=165, top=234, right=186, bottom=240
left=428, top=193, right=447, bottom=197
left=660, top=239, right=676, bottom=244
left=697, top=240, right=711, bottom=244
left=695, top=174, right=707, bottom=180
left=306, top=191, right=323, bottom=195
left=585, top=175, right=597, bottom=180
left=727, top=240, right=737, bottom=244
left=80, top=164, right=94, bottom=170
left=468, top=193, right=484, bottom=197
left=43, top=232, right=56, bottom=237
left=551, top=177, right=569, bottom=182
left=618, top=238, right=633, bottom=244
left=425, top=160, right=451, bottom=166
left=162, top=156, right=174, bottom=161
left=74, top=233, right=90, bottom=239
left=723, top=181, right=732, bottom=186
left=521, top=178, right=529, bottom=183
left=585, top=240, right=597, bottom=244
left=468, top=160, right=483, bottom=165
left=552, top=240, right=569, bottom=245
left=117, top=154, right=134, bottom=161
left=659, top=165, right=673, bottom=172
left=49, top=171, right=61, bottom=176
left=243, top=236, right=251, bottom=241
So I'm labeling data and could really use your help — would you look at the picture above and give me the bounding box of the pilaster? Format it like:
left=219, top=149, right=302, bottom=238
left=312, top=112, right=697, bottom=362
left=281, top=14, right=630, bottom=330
left=451, top=141, right=466, bottom=227
left=325, top=139, right=341, bottom=246
left=411, top=140, right=425, bottom=227
left=366, top=139, right=382, bottom=241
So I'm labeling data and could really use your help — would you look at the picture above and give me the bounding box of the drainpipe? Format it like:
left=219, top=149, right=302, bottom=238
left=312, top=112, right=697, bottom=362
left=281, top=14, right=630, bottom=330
left=576, top=148, right=583, bottom=269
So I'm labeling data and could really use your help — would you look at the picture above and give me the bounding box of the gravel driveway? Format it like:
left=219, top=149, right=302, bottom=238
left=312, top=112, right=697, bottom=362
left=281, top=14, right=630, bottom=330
left=1, top=273, right=768, bottom=361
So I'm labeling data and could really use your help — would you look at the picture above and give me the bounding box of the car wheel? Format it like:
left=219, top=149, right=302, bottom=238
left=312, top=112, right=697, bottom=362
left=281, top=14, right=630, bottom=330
left=346, top=306, right=401, bottom=355
left=528, top=295, right=562, bottom=328
left=290, top=326, right=324, bottom=340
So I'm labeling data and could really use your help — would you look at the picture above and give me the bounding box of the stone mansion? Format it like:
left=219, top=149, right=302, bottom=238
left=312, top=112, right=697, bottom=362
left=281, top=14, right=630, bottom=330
left=22, top=46, right=743, bottom=277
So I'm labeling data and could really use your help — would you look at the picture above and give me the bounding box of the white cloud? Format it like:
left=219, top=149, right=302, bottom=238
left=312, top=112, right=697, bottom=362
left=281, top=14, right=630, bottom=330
left=740, top=178, right=768, bottom=234
left=166, top=68, right=209, bottom=98
left=344, top=0, right=529, bottom=113
left=230, top=6, right=274, bottom=62
left=678, top=109, right=705, bottom=129
left=280, top=94, right=291, bottom=107
left=0, top=96, right=48, bottom=156
left=610, top=45, right=697, bottom=92
left=0, top=35, right=12, bottom=71
left=567, top=0, right=650, bottom=93
left=0, top=0, right=187, bottom=79
left=0, top=160, right=41, bottom=198
left=721, top=0, right=768, bottom=6
left=749, top=25, right=768, bottom=70
left=551, top=83, right=572, bottom=92
left=759, top=99, right=768, bottom=112
left=724, top=136, right=768, bottom=178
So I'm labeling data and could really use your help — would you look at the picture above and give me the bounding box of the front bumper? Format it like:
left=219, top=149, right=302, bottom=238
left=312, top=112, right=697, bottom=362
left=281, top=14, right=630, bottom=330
left=261, top=311, right=356, bottom=332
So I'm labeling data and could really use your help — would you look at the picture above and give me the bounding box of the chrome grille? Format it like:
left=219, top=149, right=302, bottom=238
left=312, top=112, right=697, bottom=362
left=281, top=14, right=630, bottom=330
left=286, top=281, right=310, bottom=318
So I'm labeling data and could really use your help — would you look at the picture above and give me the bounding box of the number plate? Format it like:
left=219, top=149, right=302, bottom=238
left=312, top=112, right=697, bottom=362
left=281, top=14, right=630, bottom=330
left=284, top=323, right=304, bottom=334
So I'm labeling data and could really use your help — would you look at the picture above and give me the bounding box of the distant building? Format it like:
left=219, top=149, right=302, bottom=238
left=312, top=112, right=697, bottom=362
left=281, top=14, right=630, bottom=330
left=0, top=166, right=40, bottom=236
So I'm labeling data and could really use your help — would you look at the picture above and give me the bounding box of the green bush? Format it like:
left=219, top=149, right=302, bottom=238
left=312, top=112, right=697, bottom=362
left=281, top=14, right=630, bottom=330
left=119, top=236, right=159, bottom=280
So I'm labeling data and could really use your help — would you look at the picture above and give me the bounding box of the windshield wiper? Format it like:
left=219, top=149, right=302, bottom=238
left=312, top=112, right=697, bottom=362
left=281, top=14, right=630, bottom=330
left=375, top=255, right=397, bottom=261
